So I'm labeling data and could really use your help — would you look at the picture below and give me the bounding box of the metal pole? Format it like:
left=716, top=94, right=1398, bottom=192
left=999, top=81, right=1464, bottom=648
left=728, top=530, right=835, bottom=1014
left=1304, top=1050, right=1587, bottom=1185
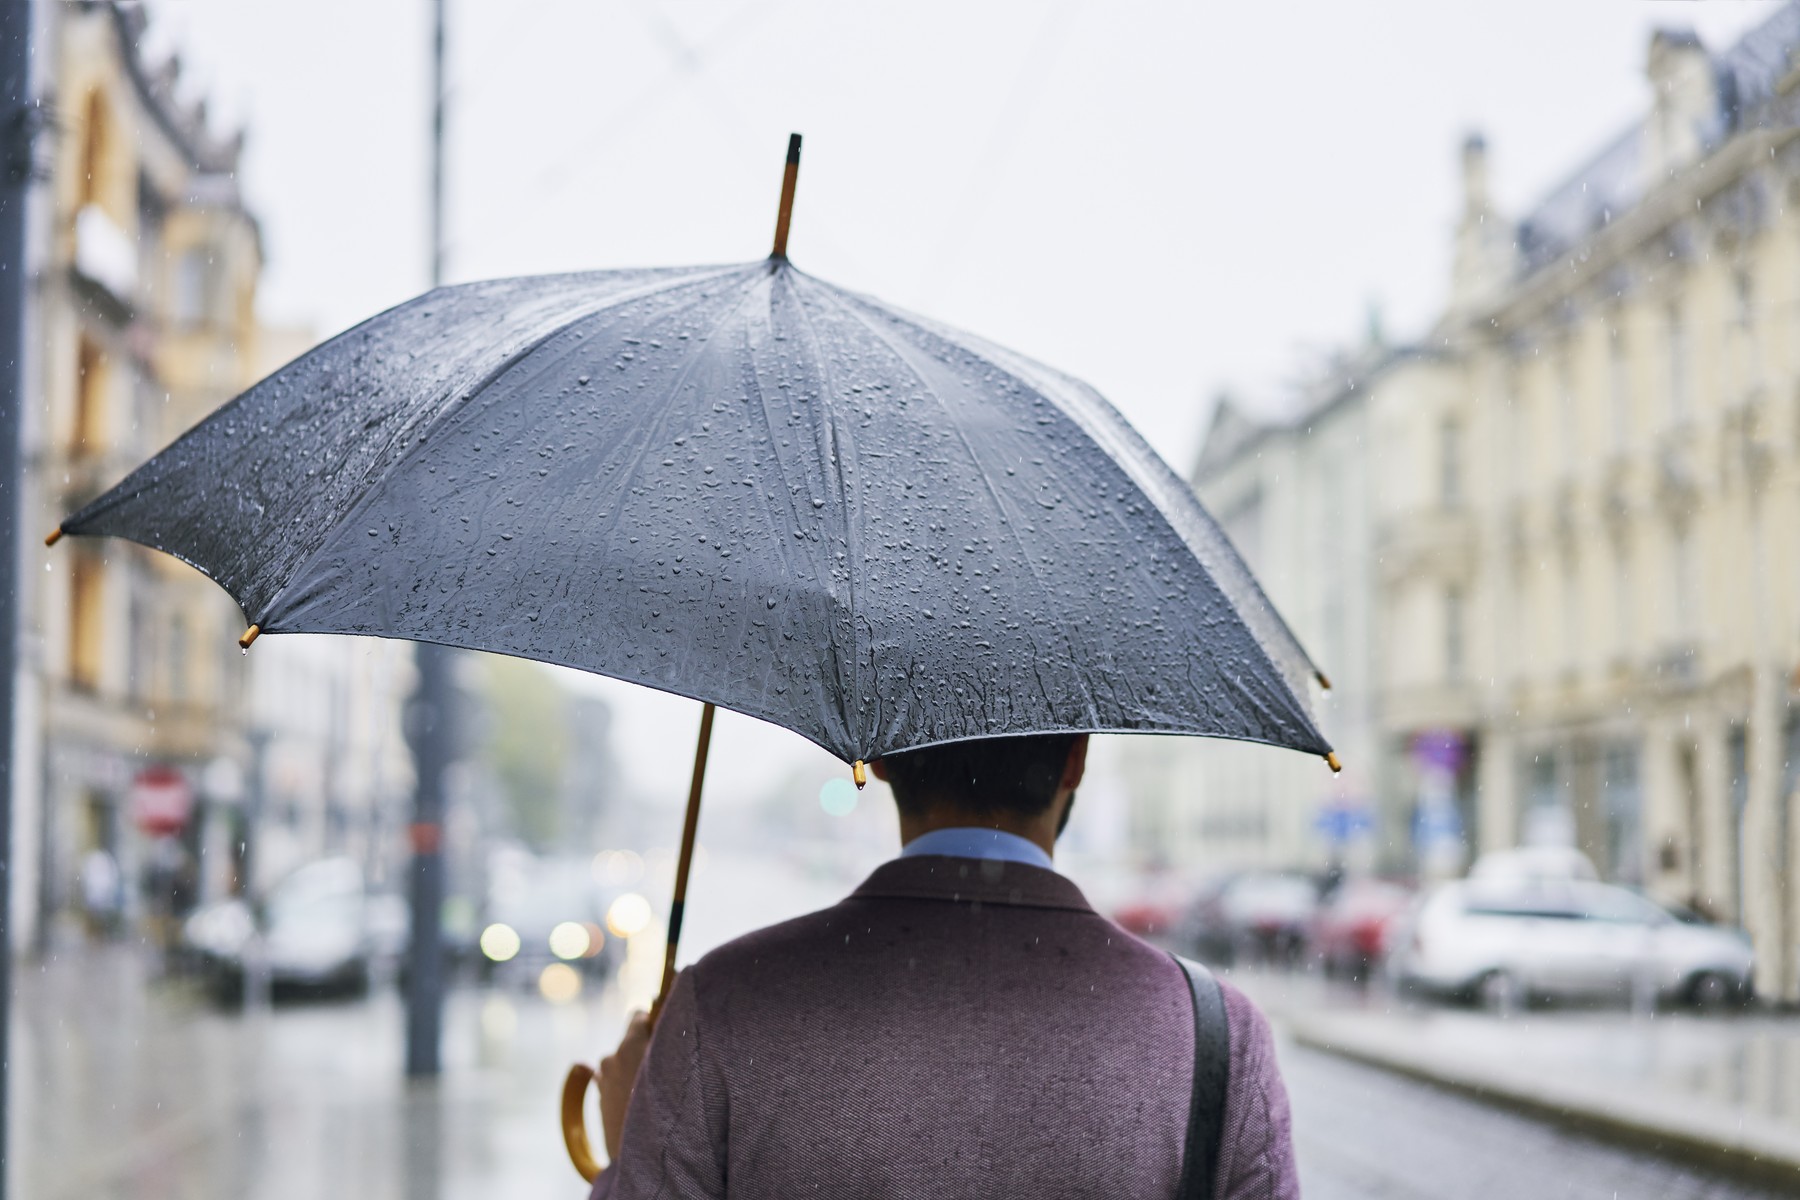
left=0, top=3, right=33, bottom=1192
left=405, top=0, right=450, bottom=1079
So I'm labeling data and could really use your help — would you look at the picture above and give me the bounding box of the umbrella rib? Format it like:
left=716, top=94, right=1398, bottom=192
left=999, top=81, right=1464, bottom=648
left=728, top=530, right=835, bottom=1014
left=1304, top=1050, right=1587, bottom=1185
left=780, top=272, right=869, bottom=754
left=814, top=282, right=1099, bottom=735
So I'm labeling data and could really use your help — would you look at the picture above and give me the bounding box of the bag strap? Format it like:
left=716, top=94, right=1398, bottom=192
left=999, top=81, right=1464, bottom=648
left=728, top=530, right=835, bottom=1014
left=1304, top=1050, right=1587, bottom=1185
left=1171, top=952, right=1230, bottom=1200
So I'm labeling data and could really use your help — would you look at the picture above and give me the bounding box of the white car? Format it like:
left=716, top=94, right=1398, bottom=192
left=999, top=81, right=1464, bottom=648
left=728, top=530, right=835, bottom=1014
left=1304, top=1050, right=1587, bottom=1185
left=1392, top=878, right=1754, bottom=1010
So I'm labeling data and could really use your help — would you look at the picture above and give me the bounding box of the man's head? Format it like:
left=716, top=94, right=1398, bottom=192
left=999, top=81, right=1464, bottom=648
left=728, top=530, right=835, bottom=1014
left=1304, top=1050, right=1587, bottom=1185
left=870, top=733, right=1090, bottom=851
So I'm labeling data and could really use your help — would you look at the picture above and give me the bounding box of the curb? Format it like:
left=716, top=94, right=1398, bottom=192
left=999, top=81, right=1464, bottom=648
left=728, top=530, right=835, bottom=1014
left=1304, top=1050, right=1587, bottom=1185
left=1283, top=1013, right=1800, bottom=1191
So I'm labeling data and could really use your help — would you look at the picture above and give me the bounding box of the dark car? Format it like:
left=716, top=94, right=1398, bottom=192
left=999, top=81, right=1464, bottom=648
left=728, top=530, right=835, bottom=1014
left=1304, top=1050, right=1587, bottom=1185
left=182, top=857, right=397, bottom=1004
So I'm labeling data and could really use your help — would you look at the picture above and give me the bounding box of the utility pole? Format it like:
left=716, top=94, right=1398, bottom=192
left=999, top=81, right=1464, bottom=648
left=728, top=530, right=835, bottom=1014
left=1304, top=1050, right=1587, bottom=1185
left=405, top=0, right=451, bottom=1079
left=0, top=2, right=32, bottom=1191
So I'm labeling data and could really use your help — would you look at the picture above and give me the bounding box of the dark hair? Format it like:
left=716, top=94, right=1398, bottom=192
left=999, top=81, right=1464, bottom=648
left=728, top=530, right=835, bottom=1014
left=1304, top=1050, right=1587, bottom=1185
left=878, top=734, right=1079, bottom=821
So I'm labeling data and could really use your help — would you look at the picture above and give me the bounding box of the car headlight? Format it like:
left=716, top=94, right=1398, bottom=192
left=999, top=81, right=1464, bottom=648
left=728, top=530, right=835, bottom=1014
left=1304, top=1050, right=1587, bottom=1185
left=480, top=923, right=521, bottom=962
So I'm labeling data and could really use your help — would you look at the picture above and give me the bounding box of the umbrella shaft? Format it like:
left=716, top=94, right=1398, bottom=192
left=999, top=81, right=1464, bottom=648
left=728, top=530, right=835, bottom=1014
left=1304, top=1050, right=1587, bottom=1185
left=657, top=702, right=715, bottom=1017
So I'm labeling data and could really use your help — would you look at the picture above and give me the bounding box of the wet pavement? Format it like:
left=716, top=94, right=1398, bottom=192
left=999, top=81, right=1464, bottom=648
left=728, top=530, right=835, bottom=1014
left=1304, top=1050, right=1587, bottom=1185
left=1285, top=1039, right=1791, bottom=1200
left=1230, top=965, right=1800, bottom=1181
left=13, top=867, right=1798, bottom=1199
left=12, top=942, right=621, bottom=1200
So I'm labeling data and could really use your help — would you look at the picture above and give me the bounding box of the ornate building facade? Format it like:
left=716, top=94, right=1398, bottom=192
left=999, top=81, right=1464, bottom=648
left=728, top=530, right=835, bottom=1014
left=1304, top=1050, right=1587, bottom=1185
left=1377, top=13, right=1800, bottom=996
left=14, top=3, right=412, bottom=950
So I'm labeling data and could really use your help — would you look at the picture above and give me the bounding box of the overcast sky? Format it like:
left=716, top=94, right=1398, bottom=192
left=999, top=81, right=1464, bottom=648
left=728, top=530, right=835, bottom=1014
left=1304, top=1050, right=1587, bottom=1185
left=138, top=0, right=1785, bottom=814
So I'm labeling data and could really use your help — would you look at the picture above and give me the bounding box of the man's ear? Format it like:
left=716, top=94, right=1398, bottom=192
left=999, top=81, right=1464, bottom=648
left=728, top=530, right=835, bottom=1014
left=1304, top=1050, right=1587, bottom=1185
left=1060, top=734, right=1090, bottom=792
left=868, top=757, right=891, bottom=783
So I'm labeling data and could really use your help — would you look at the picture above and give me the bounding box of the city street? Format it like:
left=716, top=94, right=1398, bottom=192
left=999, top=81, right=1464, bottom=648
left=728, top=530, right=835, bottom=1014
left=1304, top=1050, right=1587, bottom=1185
left=10, top=938, right=1791, bottom=1199
left=1285, top=1044, right=1786, bottom=1200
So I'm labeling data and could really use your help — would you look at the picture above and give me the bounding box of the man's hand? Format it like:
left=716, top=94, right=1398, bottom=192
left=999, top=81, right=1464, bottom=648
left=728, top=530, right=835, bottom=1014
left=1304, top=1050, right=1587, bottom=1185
left=599, top=1009, right=654, bottom=1160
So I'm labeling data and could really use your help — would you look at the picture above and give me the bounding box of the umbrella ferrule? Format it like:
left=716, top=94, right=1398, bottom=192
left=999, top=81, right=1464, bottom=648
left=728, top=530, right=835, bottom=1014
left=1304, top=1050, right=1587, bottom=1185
left=852, top=759, right=867, bottom=790
left=771, top=133, right=802, bottom=259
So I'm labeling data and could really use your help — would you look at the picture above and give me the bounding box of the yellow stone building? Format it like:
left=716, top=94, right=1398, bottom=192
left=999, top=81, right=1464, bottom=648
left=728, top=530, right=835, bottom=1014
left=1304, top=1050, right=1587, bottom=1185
left=1379, top=16, right=1800, bottom=996
left=20, top=2, right=268, bottom=943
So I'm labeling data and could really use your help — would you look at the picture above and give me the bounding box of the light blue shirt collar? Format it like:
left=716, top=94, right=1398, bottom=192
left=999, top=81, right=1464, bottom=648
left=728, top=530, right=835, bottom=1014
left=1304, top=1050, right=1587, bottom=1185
left=899, top=827, right=1056, bottom=872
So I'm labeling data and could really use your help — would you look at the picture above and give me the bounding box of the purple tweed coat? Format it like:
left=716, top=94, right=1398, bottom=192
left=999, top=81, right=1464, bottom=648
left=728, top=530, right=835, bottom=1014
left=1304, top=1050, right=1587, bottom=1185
left=590, top=855, right=1298, bottom=1199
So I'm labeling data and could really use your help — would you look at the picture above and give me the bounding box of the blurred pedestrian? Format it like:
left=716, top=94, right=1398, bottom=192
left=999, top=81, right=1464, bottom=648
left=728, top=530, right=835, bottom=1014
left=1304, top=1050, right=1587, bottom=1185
left=591, top=734, right=1298, bottom=1199
left=79, top=846, right=122, bottom=939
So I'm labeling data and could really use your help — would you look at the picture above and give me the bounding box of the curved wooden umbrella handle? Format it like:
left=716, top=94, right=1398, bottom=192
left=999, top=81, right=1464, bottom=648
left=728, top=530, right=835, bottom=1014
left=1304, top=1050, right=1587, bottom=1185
left=561, top=1062, right=603, bottom=1183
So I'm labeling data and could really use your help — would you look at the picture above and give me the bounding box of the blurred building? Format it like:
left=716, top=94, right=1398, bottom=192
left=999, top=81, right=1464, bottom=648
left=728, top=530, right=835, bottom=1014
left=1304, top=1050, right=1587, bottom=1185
left=1118, top=345, right=1432, bottom=879
left=1153, top=10, right=1800, bottom=1002
left=14, top=3, right=412, bottom=951
left=1390, top=12, right=1800, bottom=997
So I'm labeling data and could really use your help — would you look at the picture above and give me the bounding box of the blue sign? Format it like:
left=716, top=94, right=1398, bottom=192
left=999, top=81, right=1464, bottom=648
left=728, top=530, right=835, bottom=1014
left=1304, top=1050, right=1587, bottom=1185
left=1315, top=803, right=1373, bottom=844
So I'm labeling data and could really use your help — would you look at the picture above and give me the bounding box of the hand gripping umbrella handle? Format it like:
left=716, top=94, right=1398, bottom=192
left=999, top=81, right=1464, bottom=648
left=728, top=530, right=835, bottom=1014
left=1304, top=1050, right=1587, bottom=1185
left=560, top=701, right=715, bottom=1182
left=561, top=1062, right=603, bottom=1183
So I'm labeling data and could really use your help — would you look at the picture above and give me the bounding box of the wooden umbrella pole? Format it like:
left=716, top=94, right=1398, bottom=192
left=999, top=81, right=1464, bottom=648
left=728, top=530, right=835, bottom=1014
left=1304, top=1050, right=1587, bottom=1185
left=770, top=133, right=802, bottom=259
left=653, top=701, right=715, bottom=1022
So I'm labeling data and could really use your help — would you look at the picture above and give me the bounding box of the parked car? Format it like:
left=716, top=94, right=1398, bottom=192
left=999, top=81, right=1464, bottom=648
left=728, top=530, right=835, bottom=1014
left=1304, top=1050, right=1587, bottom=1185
left=1390, top=878, right=1754, bottom=1010
left=1468, top=846, right=1598, bottom=884
left=1181, top=871, right=1319, bottom=967
left=1309, top=877, right=1413, bottom=978
left=1111, top=874, right=1194, bottom=940
left=182, top=857, right=398, bottom=1004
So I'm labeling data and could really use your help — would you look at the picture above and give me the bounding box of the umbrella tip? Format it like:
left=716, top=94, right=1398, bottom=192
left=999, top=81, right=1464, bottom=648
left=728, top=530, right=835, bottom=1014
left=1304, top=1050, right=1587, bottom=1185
left=852, top=760, right=867, bottom=790
left=1325, top=751, right=1342, bottom=774
left=1315, top=670, right=1332, bottom=691
left=238, top=623, right=261, bottom=650
left=771, top=132, right=803, bottom=259
left=44, top=526, right=63, bottom=547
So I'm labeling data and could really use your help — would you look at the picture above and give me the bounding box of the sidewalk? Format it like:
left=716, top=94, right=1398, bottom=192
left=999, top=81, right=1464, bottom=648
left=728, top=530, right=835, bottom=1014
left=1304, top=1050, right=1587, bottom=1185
left=1230, top=968, right=1800, bottom=1188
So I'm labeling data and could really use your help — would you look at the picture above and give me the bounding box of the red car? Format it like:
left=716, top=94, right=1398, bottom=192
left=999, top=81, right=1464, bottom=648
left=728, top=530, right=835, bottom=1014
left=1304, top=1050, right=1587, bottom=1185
left=1309, top=877, right=1413, bottom=978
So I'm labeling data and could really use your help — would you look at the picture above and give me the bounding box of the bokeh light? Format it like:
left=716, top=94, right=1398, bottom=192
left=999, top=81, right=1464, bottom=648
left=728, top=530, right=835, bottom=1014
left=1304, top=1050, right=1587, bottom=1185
left=606, top=891, right=653, bottom=938
left=538, top=962, right=582, bottom=1004
left=592, top=849, right=645, bottom=886
left=548, top=920, right=591, bottom=960
left=479, top=922, right=521, bottom=963
left=819, top=777, right=858, bottom=816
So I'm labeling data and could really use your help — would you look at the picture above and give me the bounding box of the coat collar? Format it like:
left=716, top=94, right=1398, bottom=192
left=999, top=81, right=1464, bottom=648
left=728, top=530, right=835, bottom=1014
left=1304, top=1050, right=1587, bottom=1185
left=849, top=854, right=1096, bottom=914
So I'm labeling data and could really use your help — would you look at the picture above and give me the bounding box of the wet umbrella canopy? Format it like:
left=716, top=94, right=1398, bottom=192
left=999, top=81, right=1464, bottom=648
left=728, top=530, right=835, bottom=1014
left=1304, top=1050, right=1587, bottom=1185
left=57, top=253, right=1331, bottom=765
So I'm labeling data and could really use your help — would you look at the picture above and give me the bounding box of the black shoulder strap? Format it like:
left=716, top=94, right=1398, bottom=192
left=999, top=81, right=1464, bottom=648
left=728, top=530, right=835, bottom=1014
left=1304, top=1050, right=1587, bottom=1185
left=1171, top=952, right=1230, bottom=1200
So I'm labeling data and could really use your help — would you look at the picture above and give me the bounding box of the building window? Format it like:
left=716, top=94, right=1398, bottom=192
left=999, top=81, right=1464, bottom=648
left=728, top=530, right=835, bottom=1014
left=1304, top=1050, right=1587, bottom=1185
left=79, top=91, right=110, bottom=211
left=173, top=248, right=212, bottom=328
left=1444, top=586, right=1465, bottom=683
left=1561, top=555, right=1580, bottom=671
left=74, top=336, right=105, bottom=454
left=1557, top=346, right=1578, bottom=477
left=1728, top=723, right=1749, bottom=923
left=168, top=615, right=189, bottom=704
left=69, top=552, right=103, bottom=692
left=1734, top=269, right=1757, bottom=393
left=1439, top=415, right=1462, bottom=507
left=1666, top=303, right=1689, bottom=422
left=1602, top=742, right=1643, bottom=885
left=1670, top=523, right=1697, bottom=641
left=1611, top=542, right=1632, bottom=662
left=1608, top=325, right=1629, bottom=453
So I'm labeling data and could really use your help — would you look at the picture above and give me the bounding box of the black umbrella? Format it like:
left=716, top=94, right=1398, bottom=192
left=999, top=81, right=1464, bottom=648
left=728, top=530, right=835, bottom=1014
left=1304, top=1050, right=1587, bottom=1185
left=51, top=134, right=1334, bottom=1176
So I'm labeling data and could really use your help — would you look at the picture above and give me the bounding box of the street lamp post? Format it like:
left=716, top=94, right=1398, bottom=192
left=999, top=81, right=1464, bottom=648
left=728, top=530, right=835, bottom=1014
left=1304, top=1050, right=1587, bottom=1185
left=405, top=0, right=452, bottom=1080
left=0, top=3, right=33, bottom=1193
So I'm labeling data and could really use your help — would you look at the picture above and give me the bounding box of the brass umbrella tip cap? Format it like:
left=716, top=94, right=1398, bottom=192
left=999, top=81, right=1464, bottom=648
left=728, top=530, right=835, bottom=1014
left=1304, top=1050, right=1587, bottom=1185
left=44, top=527, right=63, bottom=547
left=852, top=760, right=867, bottom=790
left=1316, top=670, right=1332, bottom=691
left=238, top=624, right=261, bottom=649
left=1325, top=751, right=1343, bottom=774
